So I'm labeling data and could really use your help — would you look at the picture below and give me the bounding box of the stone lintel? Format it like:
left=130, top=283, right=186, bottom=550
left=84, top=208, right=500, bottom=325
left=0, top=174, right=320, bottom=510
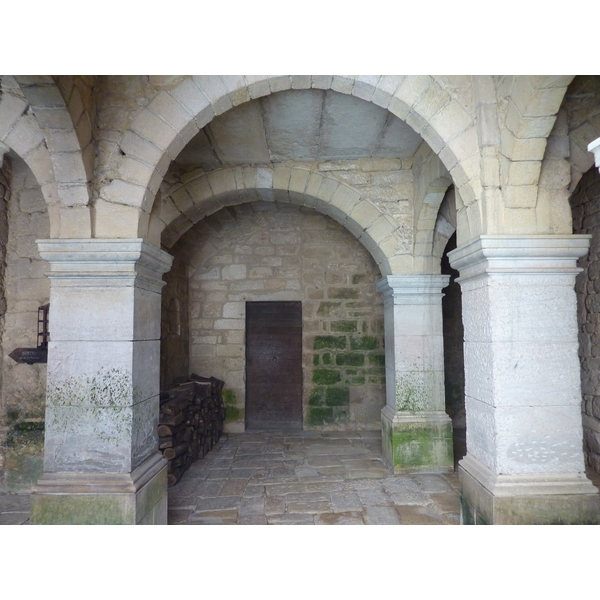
left=448, top=235, right=591, bottom=281
left=459, top=453, right=600, bottom=525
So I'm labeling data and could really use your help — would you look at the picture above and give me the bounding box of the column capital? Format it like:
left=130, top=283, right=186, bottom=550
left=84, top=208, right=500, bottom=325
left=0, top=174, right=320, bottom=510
left=588, top=137, right=600, bottom=170
left=448, top=235, right=591, bottom=281
left=376, top=274, right=450, bottom=303
left=37, top=238, right=173, bottom=292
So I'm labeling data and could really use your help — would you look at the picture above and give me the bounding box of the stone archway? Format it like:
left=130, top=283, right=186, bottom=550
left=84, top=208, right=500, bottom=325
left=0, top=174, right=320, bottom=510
left=161, top=201, right=387, bottom=434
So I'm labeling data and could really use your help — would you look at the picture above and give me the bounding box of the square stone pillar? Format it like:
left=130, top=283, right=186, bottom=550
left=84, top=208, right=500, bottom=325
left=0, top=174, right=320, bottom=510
left=30, top=239, right=173, bottom=524
left=376, top=275, right=453, bottom=473
left=449, top=235, right=600, bottom=524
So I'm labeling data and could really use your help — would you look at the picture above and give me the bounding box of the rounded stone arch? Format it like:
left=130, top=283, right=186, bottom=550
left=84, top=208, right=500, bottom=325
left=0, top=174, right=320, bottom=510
left=413, top=176, right=454, bottom=272
left=1, top=76, right=92, bottom=237
left=100, top=75, right=481, bottom=241
left=160, top=165, right=409, bottom=276
left=495, top=76, right=573, bottom=212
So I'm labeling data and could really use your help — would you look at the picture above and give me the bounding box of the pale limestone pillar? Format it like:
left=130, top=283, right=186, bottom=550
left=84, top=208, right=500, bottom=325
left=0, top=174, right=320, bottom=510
left=30, top=239, right=173, bottom=524
left=450, top=235, right=600, bottom=524
left=376, top=275, right=453, bottom=473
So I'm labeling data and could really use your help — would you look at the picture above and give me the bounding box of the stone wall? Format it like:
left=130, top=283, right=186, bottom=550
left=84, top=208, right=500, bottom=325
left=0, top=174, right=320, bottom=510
left=0, top=155, right=10, bottom=482
left=0, top=155, right=50, bottom=491
left=164, top=202, right=386, bottom=432
left=571, top=165, right=600, bottom=475
left=161, top=252, right=190, bottom=388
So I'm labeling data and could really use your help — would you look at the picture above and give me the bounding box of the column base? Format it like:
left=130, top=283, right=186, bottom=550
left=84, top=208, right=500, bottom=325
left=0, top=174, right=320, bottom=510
left=381, top=405, right=453, bottom=474
left=30, top=452, right=168, bottom=525
left=459, top=453, right=600, bottom=525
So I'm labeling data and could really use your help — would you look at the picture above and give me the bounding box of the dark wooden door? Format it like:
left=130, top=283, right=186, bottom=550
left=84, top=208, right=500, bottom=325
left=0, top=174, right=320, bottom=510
left=245, top=301, right=303, bottom=430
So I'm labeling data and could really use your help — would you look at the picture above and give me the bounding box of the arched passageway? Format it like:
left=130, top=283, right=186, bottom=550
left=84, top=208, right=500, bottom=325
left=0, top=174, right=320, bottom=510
left=0, top=75, right=593, bottom=525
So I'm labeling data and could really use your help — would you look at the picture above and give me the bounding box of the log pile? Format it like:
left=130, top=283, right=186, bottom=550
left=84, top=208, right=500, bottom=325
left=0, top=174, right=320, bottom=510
left=159, top=374, right=225, bottom=486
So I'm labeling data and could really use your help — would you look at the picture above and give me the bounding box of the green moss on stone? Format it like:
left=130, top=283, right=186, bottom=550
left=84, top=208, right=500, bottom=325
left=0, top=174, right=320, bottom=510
left=352, top=274, right=367, bottom=284
left=369, top=354, right=386, bottom=367
left=314, top=336, right=346, bottom=350
left=322, top=353, right=332, bottom=365
left=313, top=370, right=341, bottom=385
left=309, top=389, right=325, bottom=406
left=306, top=407, right=334, bottom=426
left=331, top=320, right=357, bottom=332
left=313, top=354, right=320, bottom=366
left=330, top=288, right=359, bottom=299
left=223, top=389, right=241, bottom=421
left=351, top=336, right=378, bottom=350
left=336, top=353, right=365, bottom=366
left=325, top=388, right=349, bottom=406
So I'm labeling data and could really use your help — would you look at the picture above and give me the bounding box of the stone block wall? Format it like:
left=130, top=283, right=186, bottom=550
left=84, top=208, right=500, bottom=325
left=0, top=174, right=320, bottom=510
left=164, top=202, right=385, bottom=431
left=0, top=155, right=50, bottom=491
left=570, top=165, right=600, bottom=475
left=161, top=253, right=190, bottom=388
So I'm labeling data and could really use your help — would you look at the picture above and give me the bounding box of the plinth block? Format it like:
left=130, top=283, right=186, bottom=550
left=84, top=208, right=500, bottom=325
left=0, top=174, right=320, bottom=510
left=381, top=406, right=453, bottom=474
left=30, top=453, right=168, bottom=525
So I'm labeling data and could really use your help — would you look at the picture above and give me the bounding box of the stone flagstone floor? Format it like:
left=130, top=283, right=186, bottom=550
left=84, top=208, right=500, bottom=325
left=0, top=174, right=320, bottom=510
left=167, top=429, right=462, bottom=525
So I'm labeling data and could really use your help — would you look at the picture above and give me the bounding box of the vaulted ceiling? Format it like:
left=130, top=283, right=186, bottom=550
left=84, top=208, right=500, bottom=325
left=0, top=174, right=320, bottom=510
left=170, top=89, right=424, bottom=173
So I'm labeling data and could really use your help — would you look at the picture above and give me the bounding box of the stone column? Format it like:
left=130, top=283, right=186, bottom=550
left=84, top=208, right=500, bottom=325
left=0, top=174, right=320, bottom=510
left=376, top=275, right=453, bottom=473
left=449, top=235, right=600, bottom=524
left=30, top=239, right=173, bottom=524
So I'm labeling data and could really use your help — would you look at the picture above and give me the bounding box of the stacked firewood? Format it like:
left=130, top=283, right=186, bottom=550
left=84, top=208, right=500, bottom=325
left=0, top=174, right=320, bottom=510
left=158, top=374, right=226, bottom=486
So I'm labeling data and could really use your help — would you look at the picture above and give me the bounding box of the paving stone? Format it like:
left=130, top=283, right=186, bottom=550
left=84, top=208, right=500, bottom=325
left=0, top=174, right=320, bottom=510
left=266, top=481, right=343, bottom=496
left=396, top=505, right=444, bottom=525
left=331, top=491, right=363, bottom=512
left=317, top=511, right=364, bottom=525
left=429, top=493, right=461, bottom=514
left=266, top=513, right=315, bottom=524
left=219, top=479, right=249, bottom=496
left=440, top=513, right=460, bottom=525
left=346, top=468, right=389, bottom=479
left=0, top=494, right=30, bottom=512
left=314, top=467, right=347, bottom=478
left=340, top=459, right=385, bottom=470
left=206, top=469, right=232, bottom=480
left=306, top=455, right=343, bottom=467
left=295, top=466, right=320, bottom=478
left=0, top=512, right=30, bottom=525
left=412, top=474, right=454, bottom=493
left=285, top=492, right=330, bottom=503
left=188, top=508, right=239, bottom=524
left=232, top=468, right=266, bottom=478
left=187, top=480, right=224, bottom=498
left=264, top=496, right=285, bottom=515
left=365, top=505, right=401, bottom=525
left=243, top=484, right=266, bottom=497
left=286, top=500, right=330, bottom=513
left=168, top=508, right=194, bottom=524
left=167, top=496, right=197, bottom=509
left=388, top=492, right=430, bottom=506
left=194, top=496, right=241, bottom=511
left=5, top=429, right=466, bottom=526
left=382, top=477, right=421, bottom=494
left=238, top=515, right=268, bottom=525
left=357, top=488, right=392, bottom=506
left=239, top=496, right=266, bottom=516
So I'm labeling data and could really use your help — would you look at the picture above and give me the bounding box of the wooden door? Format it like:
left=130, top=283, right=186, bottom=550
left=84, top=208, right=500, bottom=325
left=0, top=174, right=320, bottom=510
left=245, top=301, right=303, bottom=430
